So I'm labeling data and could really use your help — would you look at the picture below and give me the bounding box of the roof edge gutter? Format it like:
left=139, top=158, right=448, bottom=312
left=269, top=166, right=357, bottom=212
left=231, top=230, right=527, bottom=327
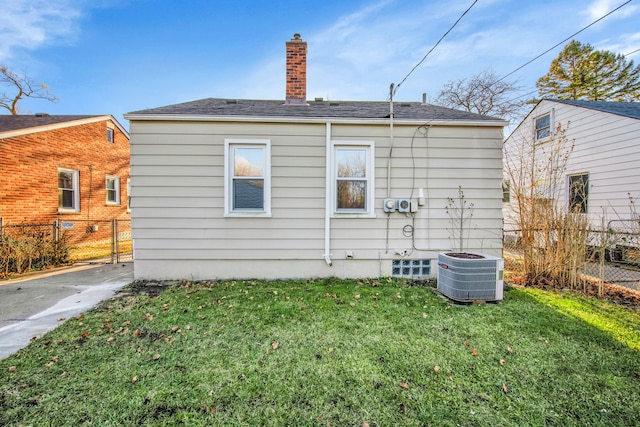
left=123, top=113, right=508, bottom=127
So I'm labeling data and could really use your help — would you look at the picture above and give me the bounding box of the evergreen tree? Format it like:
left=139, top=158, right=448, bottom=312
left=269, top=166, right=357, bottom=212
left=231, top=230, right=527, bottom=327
left=536, top=40, right=640, bottom=101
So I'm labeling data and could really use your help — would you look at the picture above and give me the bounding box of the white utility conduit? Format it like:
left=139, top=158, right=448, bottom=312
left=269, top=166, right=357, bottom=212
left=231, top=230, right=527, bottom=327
left=324, top=122, right=333, bottom=266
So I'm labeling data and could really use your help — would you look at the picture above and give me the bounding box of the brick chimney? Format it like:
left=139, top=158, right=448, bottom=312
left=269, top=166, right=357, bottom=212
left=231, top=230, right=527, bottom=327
left=285, top=33, right=307, bottom=105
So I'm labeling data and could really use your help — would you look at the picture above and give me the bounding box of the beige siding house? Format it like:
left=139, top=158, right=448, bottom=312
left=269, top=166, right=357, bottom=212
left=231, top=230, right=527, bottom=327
left=125, top=35, right=506, bottom=280
left=504, top=99, right=640, bottom=230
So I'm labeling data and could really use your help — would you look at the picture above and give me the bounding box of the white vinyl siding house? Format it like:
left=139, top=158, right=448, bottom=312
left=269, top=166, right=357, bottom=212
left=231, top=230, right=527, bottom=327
left=125, top=100, right=506, bottom=280
left=504, top=99, right=640, bottom=228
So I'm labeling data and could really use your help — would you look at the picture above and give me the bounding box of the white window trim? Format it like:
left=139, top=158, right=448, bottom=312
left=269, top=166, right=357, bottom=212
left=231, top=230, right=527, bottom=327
left=533, top=108, right=555, bottom=143
left=58, top=167, right=80, bottom=213
left=331, top=140, right=375, bottom=218
left=224, top=139, right=272, bottom=217
left=106, top=175, right=120, bottom=205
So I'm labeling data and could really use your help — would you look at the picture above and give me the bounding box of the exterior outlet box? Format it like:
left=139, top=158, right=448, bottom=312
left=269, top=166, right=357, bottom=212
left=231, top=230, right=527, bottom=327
left=410, top=200, right=418, bottom=212
left=398, top=198, right=411, bottom=213
left=383, top=198, right=396, bottom=213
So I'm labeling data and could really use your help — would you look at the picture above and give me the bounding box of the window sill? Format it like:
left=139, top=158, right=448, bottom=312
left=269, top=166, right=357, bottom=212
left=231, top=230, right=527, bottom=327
left=331, top=212, right=376, bottom=219
left=57, top=209, right=80, bottom=214
left=225, top=212, right=272, bottom=218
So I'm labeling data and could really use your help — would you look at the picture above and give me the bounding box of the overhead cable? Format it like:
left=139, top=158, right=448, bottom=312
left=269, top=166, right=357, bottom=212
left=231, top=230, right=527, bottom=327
left=495, top=0, right=633, bottom=84
left=392, top=0, right=478, bottom=98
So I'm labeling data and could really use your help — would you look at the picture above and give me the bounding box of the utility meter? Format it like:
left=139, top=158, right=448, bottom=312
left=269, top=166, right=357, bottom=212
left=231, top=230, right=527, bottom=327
left=383, top=198, right=396, bottom=213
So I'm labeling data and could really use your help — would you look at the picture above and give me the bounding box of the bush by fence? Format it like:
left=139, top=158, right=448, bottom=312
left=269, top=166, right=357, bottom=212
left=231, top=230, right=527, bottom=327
left=0, top=223, right=69, bottom=277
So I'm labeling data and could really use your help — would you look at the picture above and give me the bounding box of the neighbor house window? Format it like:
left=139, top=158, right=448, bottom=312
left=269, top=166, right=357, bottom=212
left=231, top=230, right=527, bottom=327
left=106, top=175, right=120, bottom=205
left=332, top=141, right=374, bottom=215
left=534, top=113, right=551, bottom=141
left=58, top=168, right=79, bottom=212
left=224, top=139, right=271, bottom=216
left=568, top=173, right=588, bottom=213
left=107, top=127, right=114, bottom=143
left=502, top=180, right=511, bottom=203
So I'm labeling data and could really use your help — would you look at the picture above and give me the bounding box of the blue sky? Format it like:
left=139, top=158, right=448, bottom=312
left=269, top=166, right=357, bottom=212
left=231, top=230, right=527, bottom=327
left=1, top=0, right=639, bottom=126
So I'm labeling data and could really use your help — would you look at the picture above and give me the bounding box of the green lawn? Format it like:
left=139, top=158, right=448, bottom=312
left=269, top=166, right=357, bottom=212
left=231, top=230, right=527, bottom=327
left=1, top=278, right=639, bottom=426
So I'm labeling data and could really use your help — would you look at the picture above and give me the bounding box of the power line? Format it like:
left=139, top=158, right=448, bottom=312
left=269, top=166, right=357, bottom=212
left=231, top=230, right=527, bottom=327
left=625, top=47, right=640, bottom=56
left=392, top=0, right=478, bottom=98
left=496, top=0, right=633, bottom=84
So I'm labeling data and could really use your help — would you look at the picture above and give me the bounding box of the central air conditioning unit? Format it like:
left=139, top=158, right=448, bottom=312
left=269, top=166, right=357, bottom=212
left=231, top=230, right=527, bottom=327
left=437, top=252, right=504, bottom=302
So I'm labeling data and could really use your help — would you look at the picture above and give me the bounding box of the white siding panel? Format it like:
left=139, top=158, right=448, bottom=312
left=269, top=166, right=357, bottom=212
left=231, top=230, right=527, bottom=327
left=504, top=100, right=640, bottom=229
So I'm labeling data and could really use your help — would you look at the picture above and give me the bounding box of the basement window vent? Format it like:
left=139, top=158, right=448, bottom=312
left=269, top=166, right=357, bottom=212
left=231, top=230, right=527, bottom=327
left=392, top=259, right=431, bottom=279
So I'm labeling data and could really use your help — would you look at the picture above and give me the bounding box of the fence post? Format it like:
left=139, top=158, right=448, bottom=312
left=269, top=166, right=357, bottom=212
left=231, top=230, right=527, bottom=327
left=111, top=219, right=116, bottom=264
left=115, top=219, right=120, bottom=264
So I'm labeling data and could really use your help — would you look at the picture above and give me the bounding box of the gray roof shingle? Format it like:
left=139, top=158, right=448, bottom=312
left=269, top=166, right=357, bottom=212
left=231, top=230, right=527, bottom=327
left=552, top=99, right=640, bottom=120
left=0, top=114, right=100, bottom=133
left=127, top=98, right=503, bottom=122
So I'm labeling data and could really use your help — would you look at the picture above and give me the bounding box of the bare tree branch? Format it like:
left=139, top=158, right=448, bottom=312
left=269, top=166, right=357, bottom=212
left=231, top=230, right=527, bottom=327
left=433, top=69, right=526, bottom=125
left=1, top=65, right=59, bottom=115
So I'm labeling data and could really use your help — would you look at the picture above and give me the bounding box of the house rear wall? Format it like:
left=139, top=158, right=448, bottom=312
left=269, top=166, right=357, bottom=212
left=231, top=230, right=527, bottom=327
left=129, top=120, right=504, bottom=280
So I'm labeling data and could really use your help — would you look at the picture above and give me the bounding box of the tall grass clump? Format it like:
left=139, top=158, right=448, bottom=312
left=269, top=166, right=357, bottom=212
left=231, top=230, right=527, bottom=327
left=504, top=123, right=590, bottom=289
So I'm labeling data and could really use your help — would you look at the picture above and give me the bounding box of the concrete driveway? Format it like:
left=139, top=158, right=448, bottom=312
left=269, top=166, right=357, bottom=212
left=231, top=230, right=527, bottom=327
left=0, top=262, right=134, bottom=360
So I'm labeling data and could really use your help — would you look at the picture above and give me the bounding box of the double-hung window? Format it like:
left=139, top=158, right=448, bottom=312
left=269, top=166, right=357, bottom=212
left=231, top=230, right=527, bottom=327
left=568, top=173, right=588, bottom=213
left=58, top=168, right=80, bottom=212
left=106, top=175, right=120, bottom=205
left=332, top=141, right=374, bottom=216
left=534, top=112, right=551, bottom=142
left=224, top=139, right=271, bottom=216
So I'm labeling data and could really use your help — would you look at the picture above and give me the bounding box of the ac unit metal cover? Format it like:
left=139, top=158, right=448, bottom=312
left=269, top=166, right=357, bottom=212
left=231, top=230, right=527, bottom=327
left=437, top=252, right=504, bottom=302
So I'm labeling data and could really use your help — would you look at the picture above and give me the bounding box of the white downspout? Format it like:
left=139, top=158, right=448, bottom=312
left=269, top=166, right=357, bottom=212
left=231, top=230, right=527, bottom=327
left=324, top=122, right=333, bottom=266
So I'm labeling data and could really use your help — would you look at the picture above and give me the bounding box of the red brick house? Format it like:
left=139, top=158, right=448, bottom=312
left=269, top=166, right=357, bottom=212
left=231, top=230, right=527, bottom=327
left=0, top=114, right=130, bottom=226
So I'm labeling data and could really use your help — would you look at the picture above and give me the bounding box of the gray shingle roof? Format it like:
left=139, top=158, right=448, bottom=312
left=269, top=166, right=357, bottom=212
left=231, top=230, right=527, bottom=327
left=127, top=98, right=502, bottom=122
left=0, top=114, right=99, bottom=133
left=552, top=99, right=640, bottom=120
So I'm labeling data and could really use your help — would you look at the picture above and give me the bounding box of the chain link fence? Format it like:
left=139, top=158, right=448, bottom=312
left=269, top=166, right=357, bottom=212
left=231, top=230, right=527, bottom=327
left=1, top=219, right=132, bottom=277
left=503, top=219, right=640, bottom=292
left=58, top=219, right=132, bottom=263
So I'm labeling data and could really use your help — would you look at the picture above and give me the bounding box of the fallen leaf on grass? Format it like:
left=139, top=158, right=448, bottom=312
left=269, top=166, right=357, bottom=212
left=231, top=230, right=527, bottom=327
left=355, top=294, right=361, bottom=299
left=422, top=312, right=427, bottom=318
left=507, top=346, right=513, bottom=353
left=471, top=348, right=478, bottom=356
left=133, top=330, right=141, bottom=338
left=153, top=354, right=161, bottom=360
left=107, top=337, right=114, bottom=342
left=8, top=366, right=16, bottom=372
left=399, top=382, right=409, bottom=389
left=132, top=376, right=138, bottom=383
left=143, top=313, right=153, bottom=321
left=434, top=365, right=441, bottom=373
left=272, top=342, right=279, bottom=350
left=502, top=384, right=508, bottom=393
left=349, top=302, right=356, bottom=307
left=500, top=359, right=506, bottom=366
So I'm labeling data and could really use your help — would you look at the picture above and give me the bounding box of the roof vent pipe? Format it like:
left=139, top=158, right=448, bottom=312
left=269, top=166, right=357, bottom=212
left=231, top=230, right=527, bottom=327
left=422, top=93, right=427, bottom=104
